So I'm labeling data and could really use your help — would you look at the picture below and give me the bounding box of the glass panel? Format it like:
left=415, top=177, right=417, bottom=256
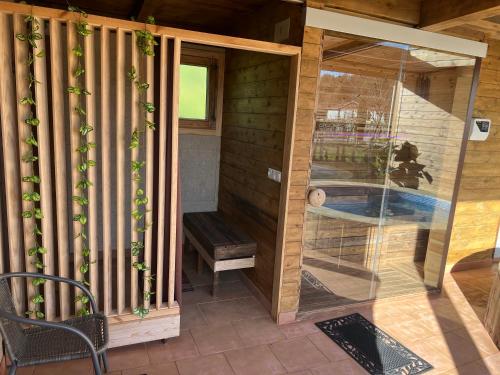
left=299, top=31, right=477, bottom=314
left=300, top=35, right=408, bottom=312
left=179, top=64, right=208, bottom=119
left=373, top=48, right=476, bottom=297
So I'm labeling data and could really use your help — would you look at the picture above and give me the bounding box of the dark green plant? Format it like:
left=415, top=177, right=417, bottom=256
left=68, top=5, right=94, bottom=317
left=16, top=14, right=46, bottom=320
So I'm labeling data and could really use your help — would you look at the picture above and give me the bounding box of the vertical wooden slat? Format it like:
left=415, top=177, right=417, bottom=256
left=67, top=21, right=83, bottom=312
left=156, top=36, right=168, bottom=309
left=0, top=190, right=4, bottom=274
left=84, top=25, right=99, bottom=308
left=49, top=18, right=70, bottom=320
left=116, top=29, right=126, bottom=314
left=12, top=14, right=35, bottom=313
left=100, top=27, right=112, bottom=316
left=130, top=31, right=140, bottom=310
left=168, top=38, right=181, bottom=308
left=143, top=43, right=154, bottom=310
left=0, top=13, right=25, bottom=314
left=33, top=18, right=56, bottom=320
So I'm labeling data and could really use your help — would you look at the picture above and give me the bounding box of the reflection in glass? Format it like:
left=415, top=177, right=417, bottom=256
left=299, top=34, right=476, bottom=314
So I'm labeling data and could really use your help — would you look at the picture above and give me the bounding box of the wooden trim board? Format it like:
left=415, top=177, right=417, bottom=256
left=108, top=308, right=180, bottom=348
left=271, top=54, right=301, bottom=320
left=0, top=1, right=301, bottom=56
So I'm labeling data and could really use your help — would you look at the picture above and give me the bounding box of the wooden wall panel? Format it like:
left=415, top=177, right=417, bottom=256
left=448, top=39, right=500, bottom=269
left=219, top=50, right=291, bottom=302
left=276, top=26, right=323, bottom=319
left=308, top=0, right=421, bottom=25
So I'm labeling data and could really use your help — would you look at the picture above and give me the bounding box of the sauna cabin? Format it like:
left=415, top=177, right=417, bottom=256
left=0, top=2, right=300, bottom=347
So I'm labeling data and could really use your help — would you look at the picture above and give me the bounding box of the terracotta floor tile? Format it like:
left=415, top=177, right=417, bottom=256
left=180, top=305, right=208, bottom=330
left=270, top=336, right=329, bottom=372
left=310, top=358, right=366, bottom=375
left=483, top=352, right=500, bottom=375
left=122, top=362, right=179, bottom=375
left=307, top=332, right=349, bottom=362
left=190, top=323, right=243, bottom=355
left=411, top=336, right=462, bottom=373
left=452, top=327, right=499, bottom=357
left=182, top=281, right=251, bottom=306
left=146, top=331, right=199, bottom=364
left=15, top=366, right=34, bottom=375
left=107, top=343, right=150, bottom=371
left=32, top=358, right=93, bottom=375
left=224, top=344, right=286, bottom=375
left=197, top=296, right=268, bottom=326
left=286, top=371, right=312, bottom=375
left=279, top=320, right=320, bottom=339
left=176, top=353, right=234, bottom=375
left=233, top=316, right=286, bottom=347
left=439, top=360, right=492, bottom=375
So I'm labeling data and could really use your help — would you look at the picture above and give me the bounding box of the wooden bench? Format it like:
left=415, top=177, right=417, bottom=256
left=183, top=211, right=257, bottom=295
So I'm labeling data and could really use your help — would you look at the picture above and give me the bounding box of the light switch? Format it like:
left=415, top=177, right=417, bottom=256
left=267, top=168, right=282, bottom=183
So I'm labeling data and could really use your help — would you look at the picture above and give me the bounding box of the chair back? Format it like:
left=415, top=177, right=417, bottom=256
left=0, top=278, right=27, bottom=360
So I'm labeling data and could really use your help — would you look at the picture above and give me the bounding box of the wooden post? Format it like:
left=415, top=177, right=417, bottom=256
left=116, top=29, right=126, bottom=314
left=12, top=14, right=35, bottom=313
left=0, top=13, right=25, bottom=314
left=156, top=36, right=168, bottom=309
left=144, top=41, right=154, bottom=310
left=50, top=18, right=70, bottom=320
left=33, top=18, right=56, bottom=320
left=67, top=21, right=83, bottom=312
left=168, top=38, right=181, bottom=308
left=130, top=31, right=140, bottom=310
left=84, top=26, right=99, bottom=308
left=101, top=26, right=112, bottom=316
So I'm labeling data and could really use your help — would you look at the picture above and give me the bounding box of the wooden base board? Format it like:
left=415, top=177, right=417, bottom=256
left=108, top=310, right=180, bottom=348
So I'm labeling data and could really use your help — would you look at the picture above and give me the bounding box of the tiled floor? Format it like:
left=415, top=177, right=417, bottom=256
left=452, top=263, right=497, bottom=321
left=16, top=265, right=499, bottom=375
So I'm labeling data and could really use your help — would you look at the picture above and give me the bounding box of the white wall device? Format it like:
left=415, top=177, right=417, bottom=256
left=267, top=168, right=282, bottom=183
left=469, top=118, right=491, bottom=141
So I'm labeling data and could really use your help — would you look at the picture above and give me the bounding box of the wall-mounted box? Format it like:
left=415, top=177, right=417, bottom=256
left=469, top=118, right=491, bottom=141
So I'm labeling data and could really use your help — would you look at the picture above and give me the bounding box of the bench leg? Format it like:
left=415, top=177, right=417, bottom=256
left=213, top=271, right=220, bottom=297
left=197, top=253, right=204, bottom=274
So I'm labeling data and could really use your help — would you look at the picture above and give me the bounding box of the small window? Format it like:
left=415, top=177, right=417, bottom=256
left=179, top=65, right=208, bottom=120
left=179, top=47, right=224, bottom=134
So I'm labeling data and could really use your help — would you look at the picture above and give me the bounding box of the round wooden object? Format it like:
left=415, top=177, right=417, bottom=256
left=308, top=188, right=326, bottom=207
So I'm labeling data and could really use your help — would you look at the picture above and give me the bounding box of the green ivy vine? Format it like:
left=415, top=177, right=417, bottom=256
left=128, top=16, right=157, bottom=318
left=68, top=6, right=94, bottom=317
left=16, top=14, right=46, bottom=320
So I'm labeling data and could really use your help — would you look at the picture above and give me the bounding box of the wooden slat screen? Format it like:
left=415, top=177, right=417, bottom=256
left=0, top=13, right=178, bottom=320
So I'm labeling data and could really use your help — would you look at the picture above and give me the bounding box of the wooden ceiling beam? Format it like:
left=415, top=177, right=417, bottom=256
left=420, top=0, right=500, bottom=31
left=314, top=0, right=421, bottom=25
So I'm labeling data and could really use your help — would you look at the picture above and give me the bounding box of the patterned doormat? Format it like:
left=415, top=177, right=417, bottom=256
left=316, top=313, right=433, bottom=375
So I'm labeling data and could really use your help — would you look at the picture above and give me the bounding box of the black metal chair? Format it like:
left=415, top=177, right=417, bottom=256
left=0, top=272, right=109, bottom=375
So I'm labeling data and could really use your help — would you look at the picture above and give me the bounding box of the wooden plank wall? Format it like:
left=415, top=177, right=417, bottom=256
left=277, top=26, right=323, bottom=320
left=448, top=39, right=500, bottom=268
left=218, top=49, right=290, bottom=302
left=396, top=68, right=469, bottom=200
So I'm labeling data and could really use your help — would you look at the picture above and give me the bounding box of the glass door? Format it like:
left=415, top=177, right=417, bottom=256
left=299, top=32, right=477, bottom=314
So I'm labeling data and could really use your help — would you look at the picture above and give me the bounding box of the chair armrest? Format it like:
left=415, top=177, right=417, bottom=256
left=0, top=309, right=100, bottom=356
left=0, top=272, right=97, bottom=314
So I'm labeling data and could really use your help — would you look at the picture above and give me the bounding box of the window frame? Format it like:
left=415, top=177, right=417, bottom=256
left=179, top=46, right=225, bottom=136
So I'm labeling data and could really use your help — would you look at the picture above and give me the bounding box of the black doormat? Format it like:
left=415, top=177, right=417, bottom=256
left=315, top=313, right=432, bottom=375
